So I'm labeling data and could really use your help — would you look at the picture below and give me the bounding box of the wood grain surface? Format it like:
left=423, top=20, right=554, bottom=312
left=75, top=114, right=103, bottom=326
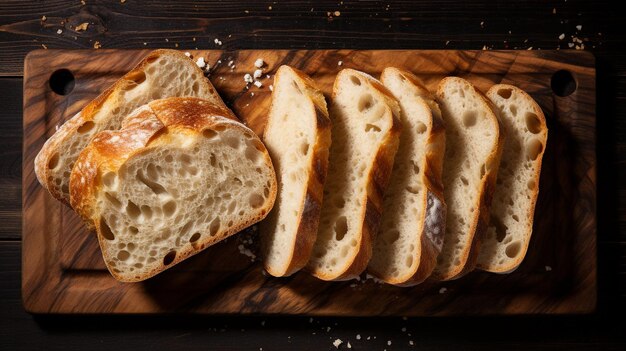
left=22, top=49, right=596, bottom=315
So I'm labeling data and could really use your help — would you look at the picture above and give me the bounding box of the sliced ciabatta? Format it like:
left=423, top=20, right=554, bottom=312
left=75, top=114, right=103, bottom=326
left=477, top=84, right=548, bottom=273
left=70, top=97, right=276, bottom=282
left=308, top=69, right=402, bottom=281
left=35, top=49, right=232, bottom=205
left=368, top=68, right=446, bottom=286
left=259, top=66, right=331, bottom=277
left=433, top=77, right=505, bottom=281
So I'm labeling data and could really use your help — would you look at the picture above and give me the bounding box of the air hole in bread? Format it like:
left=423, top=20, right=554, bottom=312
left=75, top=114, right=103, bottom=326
left=209, top=217, right=220, bottom=236
left=525, top=112, right=542, bottom=134
left=203, top=129, right=218, bottom=139
left=214, top=125, right=227, bottom=132
left=192, top=81, right=199, bottom=93
left=358, top=94, right=374, bottom=112
left=512, top=214, right=519, bottom=222
left=383, top=229, right=400, bottom=245
left=146, top=164, right=159, bottom=181
left=340, top=246, right=349, bottom=258
left=463, top=111, right=477, bottom=127
left=335, top=197, right=345, bottom=208
left=300, top=142, right=310, bottom=156
left=99, top=218, right=115, bottom=240
left=165, top=155, right=174, bottom=163
left=526, top=139, right=544, bottom=161
left=129, top=226, right=139, bottom=235
left=405, top=255, right=413, bottom=268
left=209, top=153, right=217, bottom=167
left=245, top=145, right=260, bottom=163
left=126, top=71, right=147, bottom=86
left=163, top=200, right=177, bottom=217
left=412, top=161, right=420, bottom=174
left=190, top=232, right=201, bottom=243
left=292, top=80, right=303, bottom=94
left=77, top=121, right=95, bottom=134
left=491, top=215, right=508, bottom=242
left=249, top=193, right=264, bottom=209
left=365, top=123, right=381, bottom=133
left=101, top=172, right=117, bottom=189
left=415, top=121, right=427, bottom=134
left=163, top=250, right=176, bottom=265
left=510, top=105, right=518, bottom=116
left=141, top=205, right=153, bottom=219
left=527, top=179, right=536, bottom=190
left=497, top=88, right=512, bottom=99
left=350, top=75, right=362, bottom=86
left=117, top=250, right=130, bottom=261
left=228, top=200, right=237, bottom=214
left=48, top=153, right=60, bottom=170
left=227, top=220, right=234, bottom=226
left=505, top=241, right=521, bottom=258
left=137, top=169, right=168, bottom=194
left=406, top=185, right=420, bottom=194
left=263, top=186, right=270, bottom=198
left=460, top=176, right=469, bottom=186
left=126, top=200, right=141, bottom=219
left=350, top=239, right=358, bottom=247
left=334, top=216, right=348, bottom=241
left=224, top=136, right=240, bottom=149
left=105, top=192, right=122, bottom=208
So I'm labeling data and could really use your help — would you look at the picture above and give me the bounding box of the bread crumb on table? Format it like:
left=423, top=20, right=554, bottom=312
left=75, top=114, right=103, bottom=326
left=244, top=73, right=253, bottom=83
left=75, top=22, right=89, bottom=31
left=439, top=287, right=447, bottom=294
left=93, top=41, right=101, bottom=49
left=332, top=339, right=343, bottom=348
left=253, top=81, right=263, bottom=88
left=253, top=69, right=263, bottom=79
left=254, top=58, right=265, bottom=68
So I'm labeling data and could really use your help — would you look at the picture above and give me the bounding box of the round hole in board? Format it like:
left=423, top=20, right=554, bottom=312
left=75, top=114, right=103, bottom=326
left=551, top=70, right=577, bottom=97
left=49, top=69, right=75, bottom=95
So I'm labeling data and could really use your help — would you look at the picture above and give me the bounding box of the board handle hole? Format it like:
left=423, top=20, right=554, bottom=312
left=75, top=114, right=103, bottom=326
left=551, top=70, right=577, bottom=97
left=49, top=69, right=75, bottom=96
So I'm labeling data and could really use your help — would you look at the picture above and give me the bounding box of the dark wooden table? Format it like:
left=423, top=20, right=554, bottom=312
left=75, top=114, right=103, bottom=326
left=1, top=1, right=625, bottom=349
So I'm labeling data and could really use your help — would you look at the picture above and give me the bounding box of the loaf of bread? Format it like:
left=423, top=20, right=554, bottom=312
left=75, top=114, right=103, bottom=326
left=70, top=97, right=276, bottom=282
left=260, top=66, right=332, bottom=277
left=368, top=68, right=447, bottom=286
left=308, top=69, right=402, bottom=281
left=35, top=49, right=231, bottom=205
left=477, top=84, right=548, bottom=273
left=432, top=77, right=505, bottom=281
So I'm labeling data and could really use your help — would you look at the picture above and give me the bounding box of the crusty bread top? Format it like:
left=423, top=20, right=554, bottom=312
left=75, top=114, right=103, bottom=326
left=35, top=49, right=233, bottom=205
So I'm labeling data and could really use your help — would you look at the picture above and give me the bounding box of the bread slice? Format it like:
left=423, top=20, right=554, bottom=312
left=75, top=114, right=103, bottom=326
left=368, top=68, right=447, bottom=286
left=478, top=84, right=548, bottom=273
left=259, top=66, right=332, bottom=277
left=70, top=97, right=276, bottom=282
left=432, top=77, right=505, bottom=281
left=307, top=69, right=402, bottom=281
left=35, top=49, right=232, bottom=205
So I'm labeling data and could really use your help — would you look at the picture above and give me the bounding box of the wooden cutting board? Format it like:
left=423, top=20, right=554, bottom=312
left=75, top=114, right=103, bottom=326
left=22, top=49, right=596, bottom=315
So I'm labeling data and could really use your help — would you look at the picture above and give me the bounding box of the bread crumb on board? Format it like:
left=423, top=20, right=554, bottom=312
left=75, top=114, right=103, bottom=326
left=439, top=287, right=447, bottom=294
left=75, top=22, right=89, bottom=31
left=332, top=339, right=343, bottom=348
left=254, top=58, right=265, bottom=68
left=195, top=57, right=207, bottom=69
left=93, top=41, right=101, bottom=49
